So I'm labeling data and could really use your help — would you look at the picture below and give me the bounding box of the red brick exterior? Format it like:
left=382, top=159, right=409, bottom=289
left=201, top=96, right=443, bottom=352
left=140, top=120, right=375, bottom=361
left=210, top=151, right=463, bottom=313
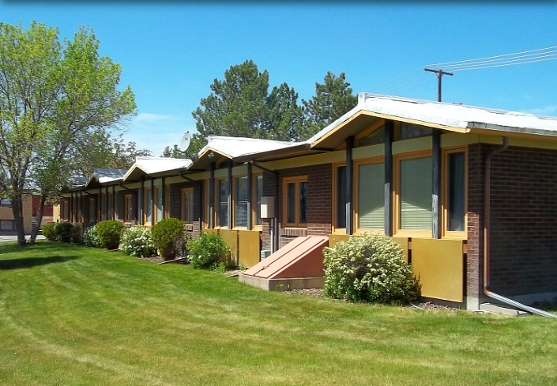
left=277, top=164, right=332, bottom=249
left=489, top=145, right=557, bottom=297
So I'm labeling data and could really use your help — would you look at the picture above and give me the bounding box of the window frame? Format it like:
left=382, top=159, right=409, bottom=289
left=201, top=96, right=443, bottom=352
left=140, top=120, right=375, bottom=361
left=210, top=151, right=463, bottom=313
left=0, top=198, right=11, bottom=206
left=282, top=175, right=308, bottom=228
left=123, top=194, right=132, bottom=223
left=144, top=187, right=153, bottom=225
left=216, top=177, right=229, bottom=228
left=354, top=156, right=385, bottom=234
left=181, top=188, right=194, bottom=224
left=252, top=174, right=263, bottom=229
left=442, top=147, right=468, bottom=238
left=394, top=150, right=433, bottom=237
left=232, top=175, right=249, bottom=229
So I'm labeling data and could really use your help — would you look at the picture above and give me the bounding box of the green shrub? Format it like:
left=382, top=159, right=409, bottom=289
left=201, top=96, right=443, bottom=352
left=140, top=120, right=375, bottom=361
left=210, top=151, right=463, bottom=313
left=151, top=218, right=190, bottom=261
left=95, top=220, right=126, bottom=250
left=42, top=223, right=57, bottom=241
left=54, top=221, right=74, bottom=243
left=323, top=233, right=421, bottom=304
left=71, top=222, right=83, bottom=244
left=188, top=232, right=231, bottom=270
left=120, top=227, right=157, bottom=258
left=84, top=225, right=102, bottom=248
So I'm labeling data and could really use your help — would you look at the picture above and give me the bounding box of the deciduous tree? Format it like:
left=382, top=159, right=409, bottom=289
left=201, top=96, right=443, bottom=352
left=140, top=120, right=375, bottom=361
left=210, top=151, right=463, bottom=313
left=0, top=22, right=136, bottom=244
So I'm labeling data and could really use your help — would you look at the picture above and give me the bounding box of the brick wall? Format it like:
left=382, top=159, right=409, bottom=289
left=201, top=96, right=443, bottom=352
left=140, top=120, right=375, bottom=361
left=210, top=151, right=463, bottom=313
left=488, top=146, right=557, bottom=297
left=169, top=181, right=204, bottom=240
left=277, top=164, right=332, bottom=249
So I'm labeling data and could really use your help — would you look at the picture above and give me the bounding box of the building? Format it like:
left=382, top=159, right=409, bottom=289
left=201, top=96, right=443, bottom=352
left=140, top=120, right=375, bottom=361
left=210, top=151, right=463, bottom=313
left=58, top=93, right=557, bottom=310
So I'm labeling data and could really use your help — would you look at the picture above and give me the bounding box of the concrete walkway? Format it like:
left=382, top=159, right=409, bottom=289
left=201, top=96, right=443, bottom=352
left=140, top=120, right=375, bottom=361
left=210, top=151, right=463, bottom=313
left=0, top=235, right=45, bottom=242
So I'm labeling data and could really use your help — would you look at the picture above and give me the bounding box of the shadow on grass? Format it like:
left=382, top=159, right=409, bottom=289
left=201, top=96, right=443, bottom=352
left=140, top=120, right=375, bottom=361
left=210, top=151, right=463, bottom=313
left=0, top=255, right=78, bottom=270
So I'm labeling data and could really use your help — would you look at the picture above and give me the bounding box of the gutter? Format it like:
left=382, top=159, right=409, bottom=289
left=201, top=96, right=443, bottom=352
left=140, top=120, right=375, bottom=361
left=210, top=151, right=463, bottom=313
left=483, top=137, right=557, bottom=318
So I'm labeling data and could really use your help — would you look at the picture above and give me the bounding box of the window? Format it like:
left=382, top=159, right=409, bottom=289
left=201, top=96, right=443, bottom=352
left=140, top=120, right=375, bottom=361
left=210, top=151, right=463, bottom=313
left=234, top=176, right=248, bottom=228
left=156, top=187, right=164, bottom=223
left=89, top=197, right=96, bottom=223
left=444, top=149, right=466, bottom=235
left=358, top=126, right=385, bottom=147
left=396, top=153, right=432, bottom=233
left=124, top=194, right=132, bottom=222
left=254, top=174, right=263, bottom=226
left=334, top=165, right=347, bottom=231
left=0, top=198, right=11, bottom=206
left=145, top=188, right=153, bottom=224
left=108, top=193, right=113, bottom=220
left=356, top=161, right=385, bottom=231
left=217, top=178, right=228, bottom=227
left=398, top=122, right=432, bottom=140
left=0, top=220, right=15, bottom=230
left=182, top=188, right=194, bottom=223
left=284, top=176, right=308, bottom=227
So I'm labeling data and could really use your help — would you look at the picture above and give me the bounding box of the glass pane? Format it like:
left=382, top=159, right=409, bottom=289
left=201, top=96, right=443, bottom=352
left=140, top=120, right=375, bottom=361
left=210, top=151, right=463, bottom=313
left=255, top=175, right=263, bottom=225
left=358, top=126, right=385, bottom=147
left=235, top=176, right=248, bottom=227
left=336, top=166, right=346, bottom=228
left=299, top=181, right=308, bottom=224
left=399, top=123, right=432, bottom=140
left=182, top=191, right=190, bottom=222
left=218, top=179, right=228, bottom=227
left=358, top=163, right=384, bottom=230
left=287, top=183, right=296, bottom=224
left=400, top=157, right=432, bottom=230
left=146, top=189, right=153, bottom=223
left=448, top=152, right=465, bottom=231
left=156, top=188, right=163, bottom=222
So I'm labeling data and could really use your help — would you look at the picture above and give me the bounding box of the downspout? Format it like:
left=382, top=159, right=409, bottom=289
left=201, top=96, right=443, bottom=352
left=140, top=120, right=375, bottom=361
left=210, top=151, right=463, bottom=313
left=251, top=160, right=279, bottom=254
left=484, top=137, right=557, bottom=318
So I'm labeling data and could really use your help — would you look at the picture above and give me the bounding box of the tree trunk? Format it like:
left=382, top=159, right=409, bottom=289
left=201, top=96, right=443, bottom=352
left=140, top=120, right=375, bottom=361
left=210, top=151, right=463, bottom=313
left=11, top=194, right=27, bottom=245
left=29, top=193, right=47, bottom=244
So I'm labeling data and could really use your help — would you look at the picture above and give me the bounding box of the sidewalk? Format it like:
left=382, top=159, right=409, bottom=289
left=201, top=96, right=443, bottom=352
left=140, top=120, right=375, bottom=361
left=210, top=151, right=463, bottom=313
left=0, top=235, right=45, bottom=242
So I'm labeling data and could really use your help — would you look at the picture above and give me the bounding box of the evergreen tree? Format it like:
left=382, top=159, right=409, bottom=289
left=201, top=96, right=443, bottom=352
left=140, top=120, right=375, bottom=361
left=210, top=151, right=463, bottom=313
left=301, top=72, right=358, bottom=138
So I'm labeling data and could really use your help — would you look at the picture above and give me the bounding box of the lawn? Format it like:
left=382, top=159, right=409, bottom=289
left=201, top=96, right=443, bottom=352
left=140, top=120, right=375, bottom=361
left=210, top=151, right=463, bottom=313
left=0, top=242, right=556, bottom=386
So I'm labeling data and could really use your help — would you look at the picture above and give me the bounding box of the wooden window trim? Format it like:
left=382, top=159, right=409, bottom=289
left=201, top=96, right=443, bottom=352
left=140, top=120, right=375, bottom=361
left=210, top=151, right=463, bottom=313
left=282, top=175, right=308, bottom=228
left=144, top=187, right=153, bottom=226
left=232, top=175, right=248, bottom=229
left=442, top=147, right=468, bottom=239
left=123, top=194, right=132, bottom=222
left=353, top=156, right=385, bottom=234
left=394, top=150, right=433, bottom=237
left=215, top=177, right=229, bottom=229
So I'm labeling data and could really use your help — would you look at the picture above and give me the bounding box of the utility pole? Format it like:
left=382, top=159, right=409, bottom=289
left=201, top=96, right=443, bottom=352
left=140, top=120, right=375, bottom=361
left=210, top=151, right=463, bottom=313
left=424, top=68, right=453, bottom=102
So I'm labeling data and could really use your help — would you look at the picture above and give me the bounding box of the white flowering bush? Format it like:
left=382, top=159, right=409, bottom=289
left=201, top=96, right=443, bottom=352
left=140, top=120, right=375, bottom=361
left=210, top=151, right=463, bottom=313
left=84, top=225, right=102, bottom=248
left=323, top=233, right=421, bottom=304
left=119, top=226, right=157, bottom=258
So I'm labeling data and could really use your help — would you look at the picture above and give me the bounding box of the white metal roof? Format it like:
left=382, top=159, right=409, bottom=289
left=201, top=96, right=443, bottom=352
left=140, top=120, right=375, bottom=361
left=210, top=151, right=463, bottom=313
left=123, top=156, right=193, bottom=181
left=197, top=136, right=299, bottom=159
left=307, top=93, right=557, bottom=146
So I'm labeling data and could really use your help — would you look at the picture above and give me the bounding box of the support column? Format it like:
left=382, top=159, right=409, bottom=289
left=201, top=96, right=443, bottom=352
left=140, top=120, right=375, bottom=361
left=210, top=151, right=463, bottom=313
left=247, top=162, right=253, bottom=230
left=227, top=162, right=232, bottom=229
left=432, top=129, right=441, bottom=239
left=345, top=136, right=354, bottom=235
left=209, top=162, right=215, bottom=228
left=384, top=120, right=394, bottom=236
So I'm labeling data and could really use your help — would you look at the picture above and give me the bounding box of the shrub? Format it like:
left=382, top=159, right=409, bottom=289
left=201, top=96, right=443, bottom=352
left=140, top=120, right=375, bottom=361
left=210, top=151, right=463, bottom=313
left=188, top=232, right=231, bottom=270
left=151, top=218, right=190, bottom=261
left=84, top=225, right=102, bottom=248
left=323, top=233, right=421, bottom=304
left=42, top=223, right=57, bottom=241
left=54, top=221, right=74, bottom=243
left=71, top=222, right=83, bottom=244
left=95, top=220, right=126, bottom=250
left=120, top=227, right=157, bottom=258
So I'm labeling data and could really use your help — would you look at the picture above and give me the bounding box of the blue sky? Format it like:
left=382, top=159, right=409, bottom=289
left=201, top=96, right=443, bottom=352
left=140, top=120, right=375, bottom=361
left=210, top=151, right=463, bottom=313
left=1, top=2, right=556, bottom=156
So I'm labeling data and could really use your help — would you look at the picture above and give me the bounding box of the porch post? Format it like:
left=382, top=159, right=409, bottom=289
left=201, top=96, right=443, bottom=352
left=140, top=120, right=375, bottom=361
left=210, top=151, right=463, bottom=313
left=384, top=120, right=394, bottom=236
left=345, top=136, right=354, bottom=235
left=247, top=162, right=252, bottom=230
left=209, top=162, right=215, bottom=228
left=139, top=179, right=144, bottom=225
left=432, top=129, right=441, bottom=239
left=227, top=162, right=232, bottom=229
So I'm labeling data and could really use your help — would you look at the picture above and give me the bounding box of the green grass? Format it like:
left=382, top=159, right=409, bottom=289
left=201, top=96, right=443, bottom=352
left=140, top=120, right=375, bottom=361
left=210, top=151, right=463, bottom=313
left=1, top=242, right=556, bottom=386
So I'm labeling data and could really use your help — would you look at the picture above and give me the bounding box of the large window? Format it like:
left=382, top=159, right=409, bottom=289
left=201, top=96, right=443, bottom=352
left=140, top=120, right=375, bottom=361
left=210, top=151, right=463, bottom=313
left=217, top=178, right=229, bottom=227
left=145, top=188, right=153, bottom=224
left=88, top=197, right=96, bottom=223
left=234, top=176, right=248, bottom=228
left=156, top=187, right=164, bottom=223
left=444, top=149, right=466, bottom=235
left=397, top=154, right=432, bottom=232
left=284, top=176, right=307, bottom=228
left=254, top=174, right=263, bottom=226
left=182, top=188, right=194, bottom=223
left=124, top=194, right=132, bottom=222
left=356, top=161, right=385, bottom=231
left=0, top=198, right=11, bottom=206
